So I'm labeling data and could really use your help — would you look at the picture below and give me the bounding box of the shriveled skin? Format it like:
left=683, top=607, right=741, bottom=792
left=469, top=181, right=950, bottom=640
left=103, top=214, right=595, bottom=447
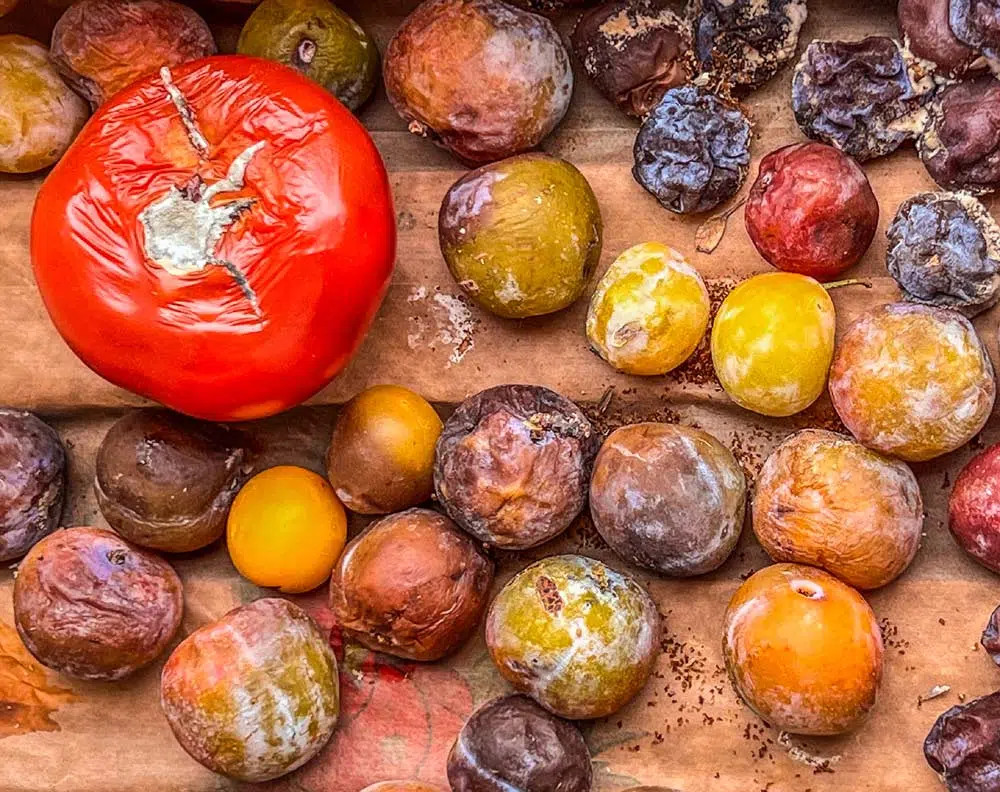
left=586, top=242, right=710, bottom=375
left=434, top=385, right=599, bottom=549
left=485, top=554, right=660, bottom=720
left=439, top=154, right=602, bottom=319
left=326, top=385, right=443, bottom=515
left=925, top=691, right=1000, bottom=790
left=0, top=35, right=88, bottom=174
left=590, top=423, right=746, bottom=577
left=723, top=563, right=883, bottom=736
left=384, top=0, right=573, bottom=164
left=898, top=0, right=982, bottom=75
left=94, top=409, right=251, bottom=553
left=753, top=429, right=923, bottom=590
left=711, top=273, right=836, bottom=417
left=950, top=0, right=1000, bottom=58
left=745, top=142, right=879, bottom=281
left=0, top=410, right=66, bottom=563
left=160, top=598, right=339, bottom=783
left=50, top=0, right=216, bottom=108
left=949, top=442, right=1000, bottom=572
left=829, top=303, right=995, bottom=462
left=447, top=694, right=592, bottom=792
left=329, top=509, right=494, bottom=661
left=13, top=527, right=183, bottom=681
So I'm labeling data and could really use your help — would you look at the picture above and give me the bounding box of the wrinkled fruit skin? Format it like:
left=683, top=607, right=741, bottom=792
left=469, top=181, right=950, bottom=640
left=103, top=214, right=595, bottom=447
left=486, top=554, right=660, bottom=719
left=982, top=605, right=1000, bottom=664
left=50, top=0, right=216, bottom=109
left=238, top=0, right=379, bottom=112
left=949, top=443, right=1000, bottom=574
left=14, top=527, right=183, bottom=680
left=31, top=56, right=395, bottom=422
left=439, top=154, right=602, bottom=318
left=919, top=76, right=1000, bottom=195
left=633, top=85, right=751, bottom=214
left=951, top=0, right=1000, bottom=59
left=829, top=303, right=995, bottom=462
left=711, top=273, right=836, bottom=417
left=586, top=242, right=710, bottom=376
left=329, top=509, right=494, bottom=661
left=571, top=0, right=694, bottom=118
left=925, top=691, right=1000, bottom=791
left=590, top=423, right=746, bottom=577
left=0, top=35, right=89, bottom=174
left=447, top=694, right=593, bottom=792
left=898, top=0, right=982, bottom=75
left=0, top=410, right=66, bottom=563
left=95, top=409, right=251, bottom=553
left=723, top=563, right=883, bottom=736
left=434, top=385, right=599, bottom=549
left=887, top=191, right=1000, bottom=317
left=161, top=598, right=339, bottom=782
left=792, top=36, right=933, bottom=162
left=384, top=0, right=573, bottom=164
left=326, top=385, right=443, bottom=514
left=691, top=0, right=807, bottom=92
left=753, top=429, right=923, bottom=590
left=745, top=142, right=879, bottom=280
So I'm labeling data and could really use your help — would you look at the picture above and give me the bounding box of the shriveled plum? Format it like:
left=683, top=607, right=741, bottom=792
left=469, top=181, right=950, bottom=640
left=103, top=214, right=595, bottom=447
left=949, top=442, right=1000, bottom=573
left=633, top=85, right=751, bottom=214
left=925, top=691, right=1000, bottom=791
left=950, top=0, right=1000, bottom=58
left=792, top=36, right=934, bottom=162
left=898, top=0, right=982, bottom=75
left=887, top=191, right=1000, bottom=317
left=13, top=527, right=183, bottom=680
left=434, top=385, right=599, bottom=549
left=571, top=0, right=694, bottom=118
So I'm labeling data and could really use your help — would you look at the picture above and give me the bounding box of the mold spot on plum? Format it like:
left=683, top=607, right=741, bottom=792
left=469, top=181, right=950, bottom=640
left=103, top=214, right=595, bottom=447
left=537, top=576, right=564, bottom=614
left=107, top=549, right=127, bottom=566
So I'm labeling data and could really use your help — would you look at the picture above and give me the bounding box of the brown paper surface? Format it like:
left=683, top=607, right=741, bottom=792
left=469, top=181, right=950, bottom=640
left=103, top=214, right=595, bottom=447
left=1, top=1, right=998, bottom=790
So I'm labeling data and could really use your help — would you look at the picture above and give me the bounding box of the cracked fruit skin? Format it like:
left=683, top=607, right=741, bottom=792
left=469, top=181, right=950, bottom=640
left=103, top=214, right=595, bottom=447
left=30, top=55, right=395, bottom=422
left=587, top=242, right=709, bottom=375
left=485, top=554, right=660, bottom=719
left=723, top=563, right=883, bottom=736
left=161, top=597, right=339, bottom=783
left=711, top=273, right=836, bottom=417
left=829, top=303, right=995, bottom=462
left=440, top=154, right=602, bottom=319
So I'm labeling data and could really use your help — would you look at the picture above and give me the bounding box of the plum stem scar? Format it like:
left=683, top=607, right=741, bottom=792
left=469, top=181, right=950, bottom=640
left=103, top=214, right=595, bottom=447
left=159, top=66, right=208, bottom=156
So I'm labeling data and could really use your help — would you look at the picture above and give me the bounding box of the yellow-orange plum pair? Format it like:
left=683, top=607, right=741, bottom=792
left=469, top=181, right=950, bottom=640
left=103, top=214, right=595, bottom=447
left=724, top=564, right=883, bottom=736
left=711, top=273, right=835, bottom=417
left=830, top=303, right=995, bottom=462
left=587, top=243, right=710, bottom=375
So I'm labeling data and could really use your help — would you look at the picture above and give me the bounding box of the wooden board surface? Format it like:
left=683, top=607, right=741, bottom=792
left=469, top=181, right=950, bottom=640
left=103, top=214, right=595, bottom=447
left=2, top=2, right=999, bottom=792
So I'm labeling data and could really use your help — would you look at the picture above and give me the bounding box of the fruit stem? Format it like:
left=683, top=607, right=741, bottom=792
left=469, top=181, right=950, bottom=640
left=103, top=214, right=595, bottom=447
left=824, top=278, right=872, bottom=291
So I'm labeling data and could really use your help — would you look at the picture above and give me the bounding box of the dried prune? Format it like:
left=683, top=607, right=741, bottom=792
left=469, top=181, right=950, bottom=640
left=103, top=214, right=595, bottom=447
left=633, top=84, right=751, bottom=214
left=925, top=691, right=1000, bottom=791
left=899, top=0, right=983, bottom=75
left=792, top=36, right=935, bottom=162
left=571, top=0, right=695, bottom=118
left=951, top=0, right=1000, bottom=58
left=887, top=192, right=1000, bottom=317
left=982, top=606, right=1000, bottom=664
left=691, top=0, right=808, bottom=92
left=919, top=76, right=1000, bottom=194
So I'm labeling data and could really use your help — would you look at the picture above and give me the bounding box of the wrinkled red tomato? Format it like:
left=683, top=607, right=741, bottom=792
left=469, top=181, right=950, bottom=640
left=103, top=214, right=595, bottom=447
left=31, top=56, right=395, bottom=421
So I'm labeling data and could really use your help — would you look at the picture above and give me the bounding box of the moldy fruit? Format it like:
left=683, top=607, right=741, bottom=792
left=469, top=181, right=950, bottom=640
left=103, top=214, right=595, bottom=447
left=753, top=429, right=923, bottom=590
left=326, top=384, right=442, bottom=514
left=161, top=598, right=339, bottom=782
left=0, top=410, right=66, bottom=563
left=745, top=142, right=879, bottom=281
left=329, top=508, right=493, bottom=661
left=711, top=272, right=836, bottom=417
left=925, top=691, right=1000, bottom=792
left=95, top=409, right=251, bottom=553
left=434, top=385, right=599, bottom=549
left=486, top=554, right=660, bottom=720
left=950, top=0, right=1000, bottom=59
left=586, top=242, right=710, bottom=376
left=898, top=0, right=983, bottom=76
left=829, top=303, right=995, bottom=462
left=0, top=35, right=89, bottom=174
left=384, top=0, right=573, bottom=164
left=447, top=694, right=593, bottom=792
left=14, top=526, right=183, bottom=681
left=590, top=423, right=746, bottom=577
left=949, top=442, right=1000, bottom=574
left=723, top=563, right=883, bottom=736
left=439, top=154, right=602, bottom=319
left=238, top=0, right=378, bottom=112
